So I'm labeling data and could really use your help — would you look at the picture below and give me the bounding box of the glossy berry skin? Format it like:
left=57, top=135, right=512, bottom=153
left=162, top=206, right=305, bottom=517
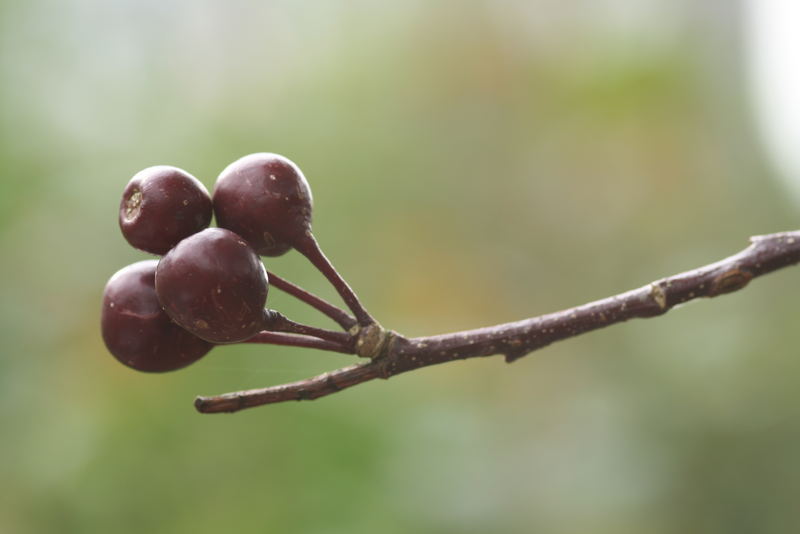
left=101, top=260, right=213, bottom=372
left=119, top=166, right=213, bottom=255
left=155, top=227, right=269, bottom=343
left=213, top=153, right=313, bottom=256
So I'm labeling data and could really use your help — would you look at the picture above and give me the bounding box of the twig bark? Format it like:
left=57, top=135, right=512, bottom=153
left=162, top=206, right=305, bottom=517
left=195, top=230, right=800, bottom=414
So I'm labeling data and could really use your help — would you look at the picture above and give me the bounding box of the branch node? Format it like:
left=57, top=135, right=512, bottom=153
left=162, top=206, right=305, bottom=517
left=709, top=268, right=752, bottom=296
left=325, top=374, right=342, bottom=392
left=650, top=283, right=667, bottom=311
left=354, top=323, right=389, bottom=359
left=504, top=349, right=528, bottom=363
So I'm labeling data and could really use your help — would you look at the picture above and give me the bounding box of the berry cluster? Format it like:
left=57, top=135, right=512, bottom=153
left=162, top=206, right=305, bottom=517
left=102, top=154, right=372, bottom=373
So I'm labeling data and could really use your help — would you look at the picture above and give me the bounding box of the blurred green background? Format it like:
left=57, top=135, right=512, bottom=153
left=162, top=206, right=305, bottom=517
left=3, top=1, right=800, bottom=533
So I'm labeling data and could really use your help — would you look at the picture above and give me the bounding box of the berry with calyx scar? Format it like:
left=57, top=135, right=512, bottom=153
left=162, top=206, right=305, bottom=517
left=119, top=166, right=212, bottom=255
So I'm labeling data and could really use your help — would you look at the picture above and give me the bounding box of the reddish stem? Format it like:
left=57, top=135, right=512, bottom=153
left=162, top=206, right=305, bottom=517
left=295, top=233, right=376, bottom=327
left=267, top=271, right=356, bottom=330
left=245, top=331, right=354, bottom=354
left=262, top=309, right=354, bottom=347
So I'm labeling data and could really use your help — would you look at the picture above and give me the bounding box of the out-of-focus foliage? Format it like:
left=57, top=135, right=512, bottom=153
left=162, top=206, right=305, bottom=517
left=1, top=2, right=799, bottom=533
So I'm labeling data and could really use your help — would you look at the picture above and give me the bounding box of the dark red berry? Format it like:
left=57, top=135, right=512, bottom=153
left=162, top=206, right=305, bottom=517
left=101, top=260, right=213, bottom=372
left=119, top=166, right=213, bottom=255
left=213, top=153, right=313, bottom=256
left=155, top=227, right=269, bottom=343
